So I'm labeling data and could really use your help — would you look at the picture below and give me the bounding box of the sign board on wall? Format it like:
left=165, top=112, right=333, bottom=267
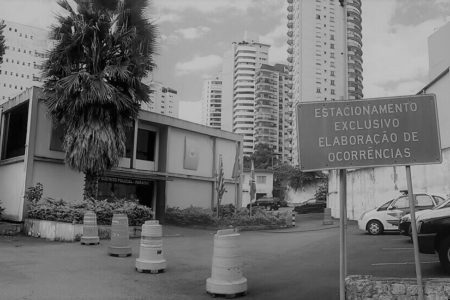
left=296, top=94, right=441, bottom=171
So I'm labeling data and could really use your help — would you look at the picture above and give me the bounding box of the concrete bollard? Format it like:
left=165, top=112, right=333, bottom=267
left=292, top=211, right=296, bottom=227
left=108, top=214, right=132, bottom=257
left=206, top=228, right=247, bottom=297
left=135, top=220, right=166, bottom=273
left=81, top=211, right=100, bottom=245
left=323, top=208, right=333, bottom=225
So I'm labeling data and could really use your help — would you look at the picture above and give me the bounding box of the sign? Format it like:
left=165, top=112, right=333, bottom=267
left=296, top=94, right=441, bottom=171
left=99, top=176, right=152, bottom=186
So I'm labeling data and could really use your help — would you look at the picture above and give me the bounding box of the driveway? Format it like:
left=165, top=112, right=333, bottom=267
left=0, top=220, right=446, bottom=300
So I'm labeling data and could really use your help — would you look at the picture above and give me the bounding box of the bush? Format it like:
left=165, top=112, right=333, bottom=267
left=27, top=197, right=153, bottom=226
left=0, top=200, right=5, bottom=220
left=165, top=205, right=288, bottom=228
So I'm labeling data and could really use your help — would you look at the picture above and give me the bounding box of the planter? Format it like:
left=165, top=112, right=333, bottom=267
left=23, top=219, right=142, bottom=242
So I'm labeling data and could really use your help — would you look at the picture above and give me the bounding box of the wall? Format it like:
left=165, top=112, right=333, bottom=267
left=346, top=275, right=450, bottom=299
left=215, top=138, right=238, bottom=179
left=0, top=162, right=26, bottom=221
left=33, top=101, right=64, bottom=159
left=329, top=148, right=450, bottom=220
left=286, top=180, right=325, bottom=204
left=166, top=127, right=213, bottom=177
left=165, top=179, right=212, bottom=208
left=32, top=161, right=84, bottom=202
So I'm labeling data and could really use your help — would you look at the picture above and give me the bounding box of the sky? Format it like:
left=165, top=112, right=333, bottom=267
left=1, top=0, right=449, bottom=123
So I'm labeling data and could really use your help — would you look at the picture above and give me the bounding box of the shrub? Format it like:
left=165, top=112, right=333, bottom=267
left=25, top=183, right=43, bottom=204
left=27, top=197, right=153, bottom=226
left=165, top=206, right=288, bottom=228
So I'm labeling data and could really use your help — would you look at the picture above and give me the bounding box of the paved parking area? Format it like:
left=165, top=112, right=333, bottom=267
left=0, top=218, right=447, bottom=300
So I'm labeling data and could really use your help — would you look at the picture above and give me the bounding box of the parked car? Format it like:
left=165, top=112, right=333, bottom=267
left=293, top=198, right=326, bottom=214
left=417, top=214, right=450, bottom=274
left=358, top=192, right=445, bottom=235
left=247, top=197, right=280, bottom=211
left=399, top=198, right=450, bottom=236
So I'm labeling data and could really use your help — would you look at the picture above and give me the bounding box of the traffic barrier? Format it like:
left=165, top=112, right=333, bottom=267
left=292, top=211, right=296, bottom=227
left=323, top=208, right=333, bottom=225
left=206, top=228, right=247, bottom=297
left=108, top=214, right=132, bottom=257
left=81, top=211, right=100, bottom=245
left=135, top=220, right=166, bottom=273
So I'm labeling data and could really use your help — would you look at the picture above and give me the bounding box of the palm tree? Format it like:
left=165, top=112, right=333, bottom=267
left=0, top=20, right=6, bottom=64
left=43, top=0, right=157, bottom=199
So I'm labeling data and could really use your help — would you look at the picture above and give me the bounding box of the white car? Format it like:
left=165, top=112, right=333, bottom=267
left=399, top=199, right=450, bottom=236
left=358, top=193, right=445, bottom=235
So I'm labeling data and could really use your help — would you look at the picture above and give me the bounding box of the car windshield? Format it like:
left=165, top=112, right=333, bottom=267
left=379, top=199, right=393, bottom=210
left=433, top=199, right=450, bottom=210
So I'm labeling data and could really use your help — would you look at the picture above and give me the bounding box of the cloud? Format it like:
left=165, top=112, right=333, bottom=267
left=362, top=0, right=449, bottom=98
left=259, top=23, right=286, bottom=47
left=268, top=44, right=288, bottom=65
left=154, top=0, right=254, bottom=14
left=155, top=13, right=182, bottom=24
left=179, top=100, right=202, bottom=124
left=175, top=54, right=223, bottom=76
left=175, top=26, right=211, bottom=40
left=390, top=0, right=450, bottom=26
left=0, top=0, right=63, bottom=29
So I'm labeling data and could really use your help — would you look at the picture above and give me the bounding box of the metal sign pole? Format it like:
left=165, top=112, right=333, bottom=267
left=405, top=165, right=424, bottom=300
left=339, top=169, right=347, bottom=300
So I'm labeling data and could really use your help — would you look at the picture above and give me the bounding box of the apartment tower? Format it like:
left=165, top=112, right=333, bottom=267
left=232, top=40, right=270, bottom=156
left=140, top=81, right=179, bottom=118
left=254, top=63, right=293, bottom=163
left=287, top=0, right=363, bottom=164
left=0, top=20, right=50, bottom=104
left=201, top=75, right=223, bottom=129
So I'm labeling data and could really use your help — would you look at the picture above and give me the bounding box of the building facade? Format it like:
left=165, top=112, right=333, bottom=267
left=287, top=0, right=363, bottom=164
left=232, top=40, right=270, bottom=156
left=0, top=20, right=50, bottom=104
left=0, top=87, right=242, bottom=222
left=201, top=75, right=223, bottom=129
left=254, top=63, right=293, bottom=163
left=241, top=169, right=274, bottom=207
left=140, top=81, right=179, bottom=118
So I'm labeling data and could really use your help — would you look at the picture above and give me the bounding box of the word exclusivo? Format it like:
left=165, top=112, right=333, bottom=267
left=314, top=102, right=418, bottom=118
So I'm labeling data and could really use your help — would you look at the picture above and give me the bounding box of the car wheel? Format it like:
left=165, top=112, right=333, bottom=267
left=438, top=236, right=450, bottom=274
left=367, top=220, right=383, bottom=235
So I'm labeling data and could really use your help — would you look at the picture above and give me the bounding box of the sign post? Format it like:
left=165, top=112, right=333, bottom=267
left=296, top=94, right=441, bottom=300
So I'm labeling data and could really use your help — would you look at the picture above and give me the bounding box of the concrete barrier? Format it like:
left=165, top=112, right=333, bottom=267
left=346, top=275, right=450, bottom=299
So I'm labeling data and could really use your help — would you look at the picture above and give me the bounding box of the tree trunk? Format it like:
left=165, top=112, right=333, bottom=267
left=84, top=172, right=99, bottom=200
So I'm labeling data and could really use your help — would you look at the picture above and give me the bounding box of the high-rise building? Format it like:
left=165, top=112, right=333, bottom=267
left=201, top=75, right=223, bottom=129
left=232, top=40, right=270, bottom=156
left=140, top=81, right=179, bottom=118
left=0, top=20, right=50, bottom=104
left=287, top=0, right=363, bottom=164
left=254, top=63, right=293, bottom=163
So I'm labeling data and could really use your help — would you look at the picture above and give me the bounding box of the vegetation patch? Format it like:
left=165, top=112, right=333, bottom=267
left=165, top=204, right=289, bottom=228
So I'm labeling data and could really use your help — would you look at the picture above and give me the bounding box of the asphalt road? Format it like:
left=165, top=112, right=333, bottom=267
left=0, top=214, right=447, bottom=300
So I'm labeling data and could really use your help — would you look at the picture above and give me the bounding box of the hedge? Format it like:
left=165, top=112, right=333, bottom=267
left=165, top=205, right=288, bottom=228
left=27, top=197, right=153, bottom=226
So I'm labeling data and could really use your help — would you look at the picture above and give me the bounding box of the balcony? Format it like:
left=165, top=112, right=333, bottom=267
left=287, top=21, right=293, bottom=28
left=287, top=30, right=293, bottom=37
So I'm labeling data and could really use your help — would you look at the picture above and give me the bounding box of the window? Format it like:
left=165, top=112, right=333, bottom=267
left=331, top=71, right=335, bottom=76
left=330, top=43, right=334, bottom=49
left=392, top=197, right=409, bottom=209
left=416, top=195, right=433, bottom=207
left=433, top=195, right=446, bottom=205
left=316, top=14, right=321, bottom=19
left=256, top=176, right=267, bottom=184
left=49, top=123, right=65, bottom=152
left=136, top=129, right=156, bottom=161
left=331, top=80, right=335, bottom=86
left=1, top=101, right=29, bottom=159
left=331, top=89, right=335, bottom=95
left=316, top=88, right=321, bottom=93
left=124, top=127, right=134, bottom=158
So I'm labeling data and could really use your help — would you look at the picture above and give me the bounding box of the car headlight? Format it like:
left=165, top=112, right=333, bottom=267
left=417, top=221, right=423, bottom=233
left=359, top=212, right=366, bottom=220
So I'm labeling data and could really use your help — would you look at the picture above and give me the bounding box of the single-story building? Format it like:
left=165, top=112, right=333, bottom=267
left=241, top=169, right=273, bottom=207
left=0, top=87, right=243, bottom=222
